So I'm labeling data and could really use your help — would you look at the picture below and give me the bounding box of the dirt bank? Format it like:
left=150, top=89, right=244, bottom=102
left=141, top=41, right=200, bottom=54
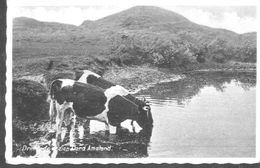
left=103, top=65, right=184, bottom=93
left=16, top=65, right=185, bottom=93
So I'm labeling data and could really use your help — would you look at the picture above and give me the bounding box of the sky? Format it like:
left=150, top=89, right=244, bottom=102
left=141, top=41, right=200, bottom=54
left=12, top=5, right=257, bottom=34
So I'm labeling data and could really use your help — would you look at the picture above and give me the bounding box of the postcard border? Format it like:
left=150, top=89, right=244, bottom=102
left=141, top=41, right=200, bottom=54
left=4, top=0, right=260, bottom=165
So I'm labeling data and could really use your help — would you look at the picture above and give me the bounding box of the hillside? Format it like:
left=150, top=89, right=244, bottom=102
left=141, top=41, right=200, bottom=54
left=13, top=6, right=256, bottom=77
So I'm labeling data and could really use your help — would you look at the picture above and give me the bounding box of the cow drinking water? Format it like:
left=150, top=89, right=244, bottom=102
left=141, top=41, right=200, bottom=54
left=75, top=70, right=153, bottom=130
left=49, top=79, right=153, bottom=147
left=49, top=70, right=153, bottom=133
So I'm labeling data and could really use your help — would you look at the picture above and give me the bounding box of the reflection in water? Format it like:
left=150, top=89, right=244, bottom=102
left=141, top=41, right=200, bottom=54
left=138, top=71, right=256, bottom=106
left=136, top=71, right=256, bottom=157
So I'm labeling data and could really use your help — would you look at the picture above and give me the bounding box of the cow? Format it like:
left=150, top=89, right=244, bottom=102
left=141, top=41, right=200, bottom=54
left=49, top=79, right=153, bottom=147
left=75, top=70, right=150, bottom=105
left=49, top=70, right=153, bottom=134
left=74, top=70, right=153, bottom=129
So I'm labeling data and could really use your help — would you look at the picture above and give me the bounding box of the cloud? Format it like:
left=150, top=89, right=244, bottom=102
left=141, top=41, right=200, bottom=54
left=220, top=12, right=256, bottom=33
left=13, top=6, right=129, bottom=25
left=164, top=6, right=257, bottom=33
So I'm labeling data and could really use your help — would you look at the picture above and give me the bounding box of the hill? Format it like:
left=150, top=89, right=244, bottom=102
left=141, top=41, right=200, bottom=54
left=13, top=6, right=256, bottom=77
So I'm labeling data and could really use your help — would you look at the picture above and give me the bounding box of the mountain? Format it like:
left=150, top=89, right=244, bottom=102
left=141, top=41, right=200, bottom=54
left=89, top=6, right=189, bottom=29
left=13, top=6, right=256, bottom=76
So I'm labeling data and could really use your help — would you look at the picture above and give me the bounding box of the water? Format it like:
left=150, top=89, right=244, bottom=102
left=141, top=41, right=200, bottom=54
left=13, top=71, right=256, bottom=158
left=137, top=71, right=256, bottom=157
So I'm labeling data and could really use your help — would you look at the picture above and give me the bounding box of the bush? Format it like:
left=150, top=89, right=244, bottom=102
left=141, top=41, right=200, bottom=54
left=151, top=52, right=165, bottom=66
left=196, top=54, right=206, bottom=63
left=212, top=53, right=226, bottom=63
left=13, top=79, right=49, bottom=121
left=119, top=53, right=140, bottom=65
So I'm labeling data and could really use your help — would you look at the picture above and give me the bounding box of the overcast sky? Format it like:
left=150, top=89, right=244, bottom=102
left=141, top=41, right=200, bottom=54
left=12, top=5, right=257, bottom=34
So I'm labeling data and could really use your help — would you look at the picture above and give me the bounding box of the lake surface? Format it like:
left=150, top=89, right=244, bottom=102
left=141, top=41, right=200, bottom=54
left=137, top=71, right=256, bottom=157
left=14, top=71, right=256, bottom=158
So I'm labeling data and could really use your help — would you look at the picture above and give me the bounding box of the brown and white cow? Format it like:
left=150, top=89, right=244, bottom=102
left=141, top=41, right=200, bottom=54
left=49, top=79, right=153, bottom=147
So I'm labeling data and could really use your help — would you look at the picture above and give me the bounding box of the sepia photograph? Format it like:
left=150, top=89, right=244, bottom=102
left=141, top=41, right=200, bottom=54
left=5, top=0, right=258, bottom=164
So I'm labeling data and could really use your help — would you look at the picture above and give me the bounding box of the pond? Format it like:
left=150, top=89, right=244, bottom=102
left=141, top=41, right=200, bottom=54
left=13, top=71, right=256, bottom=158
left=136, top=71, right=256, bottom=158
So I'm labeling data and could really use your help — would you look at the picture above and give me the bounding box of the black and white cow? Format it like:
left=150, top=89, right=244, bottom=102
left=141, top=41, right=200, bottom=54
left=49, top=70, right=153, bottom=133
left=49, top=79, right=153, bottom=147
left=75, top=70, right=153, bottom=125
left=75, top=70, right=150, bottom=105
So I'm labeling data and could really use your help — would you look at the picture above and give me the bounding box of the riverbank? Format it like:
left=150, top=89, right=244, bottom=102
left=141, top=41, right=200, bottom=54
left=14, top=61, right=256, bottom=94
left=102, top=61, right=256, bottom=93
left=102, top=65, right=184, bottom=93
left=188, top=61, right=256, bottom=73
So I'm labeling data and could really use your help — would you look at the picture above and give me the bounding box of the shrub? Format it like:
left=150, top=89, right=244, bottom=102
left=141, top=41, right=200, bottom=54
left=212, top=53, right=226, bottom=63
left=13, top=79, right=49, bottom=121
left=196, top=54, right=206, bottom=63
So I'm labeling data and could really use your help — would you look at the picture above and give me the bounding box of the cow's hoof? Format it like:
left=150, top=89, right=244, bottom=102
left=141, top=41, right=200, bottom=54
left=84, top=128, right=90, bottom=134
left=105, top=130, right=110, bottom=136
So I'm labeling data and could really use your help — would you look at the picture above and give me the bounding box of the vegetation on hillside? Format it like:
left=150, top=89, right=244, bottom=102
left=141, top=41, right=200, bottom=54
left=13, top=6, right=256, bottom=77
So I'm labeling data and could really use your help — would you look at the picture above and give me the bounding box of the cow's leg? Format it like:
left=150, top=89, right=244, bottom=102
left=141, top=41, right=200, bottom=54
left=76, top=118, right=84, bottom=139
left=63, top=109, right=76, bottom=147
left=69, top=115, right=76, bottom=148
left=116, top=125, right=123, bottom=135
left=55, top=111, right=63, bottom=147
left=53, top=101, right=57, bottom=122
left=49, top=99, right=53, bottom=121
left=49, top=99, right=56, bottom=123
left=131, top=120, right=136, bottom=133
left=105, top=123, right=110, bottom=136
left=55, top=102, right=70, bottom=147
left=83, top=119, right=90, bottom=135
left=104, top=117, right=110, bottom=136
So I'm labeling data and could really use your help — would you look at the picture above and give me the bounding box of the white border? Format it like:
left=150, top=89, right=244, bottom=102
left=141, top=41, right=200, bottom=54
left=5, top=0, right=260, bottom=164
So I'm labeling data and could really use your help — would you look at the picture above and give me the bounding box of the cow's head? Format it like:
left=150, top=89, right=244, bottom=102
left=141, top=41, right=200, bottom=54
left=136, top=98, right=153, bottom=134
left=49, top=79, right=75, bottom=122
left=49, top=79, right=63, bottom=122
